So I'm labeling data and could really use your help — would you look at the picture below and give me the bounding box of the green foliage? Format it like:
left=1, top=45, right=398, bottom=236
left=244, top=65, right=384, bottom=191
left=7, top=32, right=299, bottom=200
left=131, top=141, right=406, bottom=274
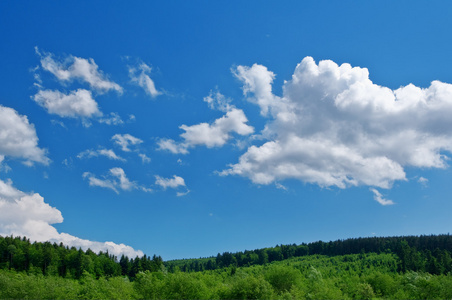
left=2, top=252, right=452, bottom=299
left=2, top=234, right=452, bottom=299
left=264, top=265, right=302, bottom=294
left=221, top=272, right=274, bottom=299
left=165, top=234, right=452, bottom=274
left=0, top=235, right=163, bottom=280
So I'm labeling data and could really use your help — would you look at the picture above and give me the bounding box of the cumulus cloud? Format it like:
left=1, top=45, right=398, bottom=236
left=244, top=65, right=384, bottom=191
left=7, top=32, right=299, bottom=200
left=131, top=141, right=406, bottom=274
left=180, top=108, right=254, bottom=148
left=112, top=134, right=143, bottom=152
left=0, top=179, right=143, bottom=257
left=77, top=148, right=125, bottom=161
left=233, top=64, right=278, bottom=116
left=222, top=57, right=452, bottom=190
left=0, top=105, right=49, bottom=166
left=155, top=175, right=186, bottom=190
left=36, top=47, right=122, bottom=94
left=129, top=62, right=161, bottom=98
left=370, top=188, right=394, bottom=206
left=33, top=89, right=101, bottom=119
left=158, top=91, right=254, bottom=153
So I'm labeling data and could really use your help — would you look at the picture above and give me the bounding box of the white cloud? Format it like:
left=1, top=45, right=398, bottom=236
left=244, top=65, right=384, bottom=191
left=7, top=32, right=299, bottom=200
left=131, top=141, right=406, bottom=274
left=176, top=190, right=190, bottom=197
left=98, top=112, right=124, bottom=125
left=62, top=158, right=73, bottom=168
left=157, top=138, right=189, bottom=154
left=138, top=153, right=151, bottom=164
left=203, top=89, right=232, bottom=112
left=110, top=167, right=135, bottom=191
left=418, top=176, right=429, bottom=187
left=128, top=114, right=136, bottom=122
left=179, top=108, right=254, bottom=148
left=233, top=64, right=278, bottom=116
left=83, top=167, right=149, bottom=194
left=0, top=158, right=11, bottom=173
left=370, top=188, right=395, bottom=206
left=0, top=179, right=143, bottom=257
left=50, top=119, right=67, bottom=128
left=275, top=183, right=288, bottom=191
left=158, top=90, right=254, bottom=154
left=155, top=175, right=186, bottom=190
left=222, top=57, right=452, bottom=190
left=33, top=89, right=101, bottom=118
left=129, top=62, right=161, bottom=98
left=83, top=172, right=119, bottom=193
left=0, top=105, right=49, bottom=166
left=36, top=48, right=123, bottom=94
left=77, top=148, right=125, bottom=161
left=112, top=134, right=143, bottom=152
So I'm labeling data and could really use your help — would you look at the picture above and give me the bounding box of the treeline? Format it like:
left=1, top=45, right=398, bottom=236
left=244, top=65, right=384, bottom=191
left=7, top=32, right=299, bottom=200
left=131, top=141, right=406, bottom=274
left=0, top=236, right=163, bottom=279
left=165, top=234, right=452, bottom=274
left=3, top=234, right=452, bottom=280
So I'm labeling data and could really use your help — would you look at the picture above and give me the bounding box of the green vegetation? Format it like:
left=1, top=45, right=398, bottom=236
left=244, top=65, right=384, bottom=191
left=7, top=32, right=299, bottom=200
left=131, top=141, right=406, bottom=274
left=0, top=236, right=163, bottom=278
left=1, top=234, right=452, bottom=299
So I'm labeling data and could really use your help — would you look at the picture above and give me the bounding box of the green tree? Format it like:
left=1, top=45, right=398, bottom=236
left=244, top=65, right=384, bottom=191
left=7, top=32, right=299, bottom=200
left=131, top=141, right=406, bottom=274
left=7, top=245, right=16, bottom=269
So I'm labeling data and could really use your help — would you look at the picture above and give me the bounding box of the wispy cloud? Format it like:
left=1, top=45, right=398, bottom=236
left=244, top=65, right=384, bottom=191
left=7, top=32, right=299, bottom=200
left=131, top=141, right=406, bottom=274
left=98, top=112, right=124, bottom=125
left=36, top=47, right=123, bottom=94
left=139, top=153, right=151, bottom=164
left=155, top=175, right=186, bottom=190
left=155, top=175, right=189, bottom=196
left=370, top=188, right=395, bottom=206
left=83, top=167, right=151, bottom=194
left=157, top=138, right=189, bottom=155
left=418, top=176, right=429, bottom=187
left=112, top=134, right=143, bottom=152
left=128, top=62, right=161, bottom=98
left=77, top=148, right=125, bottom=161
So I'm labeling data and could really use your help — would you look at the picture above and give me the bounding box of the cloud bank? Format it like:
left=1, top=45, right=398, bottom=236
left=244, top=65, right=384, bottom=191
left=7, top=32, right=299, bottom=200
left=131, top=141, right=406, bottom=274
left=221, top=57, right=452, bottom=191
left=0, top=179, right=143, bottom=258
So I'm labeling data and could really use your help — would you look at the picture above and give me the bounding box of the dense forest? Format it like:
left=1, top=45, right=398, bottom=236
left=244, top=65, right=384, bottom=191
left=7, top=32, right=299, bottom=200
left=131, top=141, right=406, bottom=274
left=1, top=234, right=452, bottom=299
left=165, top=234, right=452, bottom=274
left=0, top=236, right=164, bottom=279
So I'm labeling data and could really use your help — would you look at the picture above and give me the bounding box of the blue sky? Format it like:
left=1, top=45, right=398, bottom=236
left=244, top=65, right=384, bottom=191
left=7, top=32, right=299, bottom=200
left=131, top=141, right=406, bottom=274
left=1, top=1, right=452, bottom=260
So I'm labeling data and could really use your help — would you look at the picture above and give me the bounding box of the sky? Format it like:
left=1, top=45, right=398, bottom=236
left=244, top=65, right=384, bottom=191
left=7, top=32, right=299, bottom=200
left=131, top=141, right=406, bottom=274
left=1, top=1, right=452, bottom=260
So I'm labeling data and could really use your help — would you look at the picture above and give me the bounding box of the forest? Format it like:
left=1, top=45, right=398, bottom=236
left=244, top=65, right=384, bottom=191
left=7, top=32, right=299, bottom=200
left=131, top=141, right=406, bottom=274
left=1, top=234, right=452, bottom=299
